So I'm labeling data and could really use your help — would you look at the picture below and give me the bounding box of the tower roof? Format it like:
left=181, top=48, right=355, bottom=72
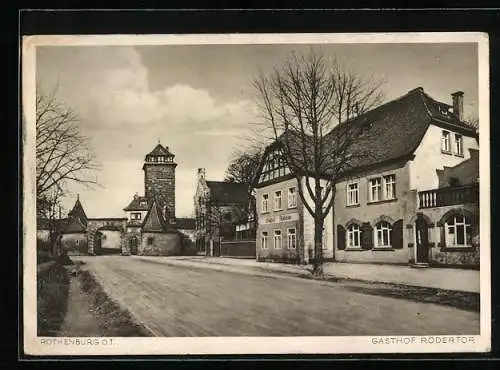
left=146, top=144, right=173, bottom=157
left=68, top=196, right=87, bottom=226
left=142, top=198, right=176, bottom=233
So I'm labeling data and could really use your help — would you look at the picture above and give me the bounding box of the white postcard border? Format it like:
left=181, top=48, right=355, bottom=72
left=22, top=32, right=491, bottom=356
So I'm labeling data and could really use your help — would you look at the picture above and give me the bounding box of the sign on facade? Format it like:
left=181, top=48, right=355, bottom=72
left=259, top=213, right=299, bottom=225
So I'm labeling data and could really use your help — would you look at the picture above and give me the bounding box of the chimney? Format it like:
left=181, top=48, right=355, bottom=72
left=134, top=192, right=139, bottom=200
left=452, top=91, right=464, bottom=121
left=198, top=168, right=206, bottom=181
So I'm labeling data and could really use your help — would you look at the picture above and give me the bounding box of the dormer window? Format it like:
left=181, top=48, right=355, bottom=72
left=140, top=201, right=147, bottom=207
left=158, top=156, right=164, bottom=163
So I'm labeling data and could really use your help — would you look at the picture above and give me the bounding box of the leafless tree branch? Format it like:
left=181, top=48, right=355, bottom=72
left=252, top=50, right=385, bottom=275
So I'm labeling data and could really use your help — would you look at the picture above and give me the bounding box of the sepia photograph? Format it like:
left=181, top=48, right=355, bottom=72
left=22, top=32, right=490, bottom=355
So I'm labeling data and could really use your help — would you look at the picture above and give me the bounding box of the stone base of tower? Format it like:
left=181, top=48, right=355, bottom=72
left=139, top=232, right=181, bottom=256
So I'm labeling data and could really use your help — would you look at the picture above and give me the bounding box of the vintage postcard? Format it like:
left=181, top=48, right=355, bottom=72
left=22, top=32, right=490, bottom=356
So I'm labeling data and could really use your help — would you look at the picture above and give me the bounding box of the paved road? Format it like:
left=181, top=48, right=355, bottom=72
left=77, top=256, right=480, bottom=337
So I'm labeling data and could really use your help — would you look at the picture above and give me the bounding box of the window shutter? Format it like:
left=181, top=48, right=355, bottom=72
left=391, top=219, right=404, bottom=249
left=337, top=225, right=346, bottom=250
left=361, top=222, right=373, bottom=250
left=438, top=225, right=446, bottom=248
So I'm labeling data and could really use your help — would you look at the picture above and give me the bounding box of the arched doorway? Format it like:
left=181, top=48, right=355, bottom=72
left=129, top=237, right=139, bottom=255
left=93, top=231, right=103, bottom=255
left=415, top=214, right=429, bottom=264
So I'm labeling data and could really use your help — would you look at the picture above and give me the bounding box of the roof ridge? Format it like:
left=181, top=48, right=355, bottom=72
left=418, top=89, right=434, bottom=120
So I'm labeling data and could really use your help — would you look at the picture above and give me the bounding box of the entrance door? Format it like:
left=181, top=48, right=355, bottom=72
left=129, top=237, right=138, bottom=255
left=415, top=215, right=429, bottom=263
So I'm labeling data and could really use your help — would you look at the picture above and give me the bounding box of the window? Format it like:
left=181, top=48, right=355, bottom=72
left=369, top=178, right=382, bottom=202
left=258, top=149, right=292, bottom=183
left=455, top=134, right=463, bottom=156
left=76, top=239, right=80, bottom=246
left=288, top=187, right=297, bottom=208
left=274, top=190, right=282, bottom=210
left=445, top=215, right=472, bottom=247
left=368, top=175, right=396, bottom=203
left=147, top=237, right=154, bottom=245
left=287, top=228, right=296, bottom=249
left=442, top=130, right=451, bottom=152
left=384, top=175, right=396, bottom=200
left=375, top=221, right=392, bottom=247
left=274, top=230, right=282, bottom=249
left=131, top=212, right=142, bottom=220
left=346, top=182, right=359, bottom=206
left=347, top=224, right=361, bottom=248
left=224, top=212, right=232, bottom=222
left=261, top=231, right=268, bottom=249
left=262, top=194, right=269, bottom=213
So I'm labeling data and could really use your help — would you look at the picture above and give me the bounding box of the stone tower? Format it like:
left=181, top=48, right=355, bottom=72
left=142, top=143, right=177, bottom=224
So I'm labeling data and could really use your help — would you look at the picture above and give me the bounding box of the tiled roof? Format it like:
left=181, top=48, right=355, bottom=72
left=124, top=195, right=152, bottom=211
left=68, top=198, right=87, bottom=226
left=437, top=148, right=479, bottom=187
left=142, top=199, right=176, bottom=233
left=175, top=217, right=196, bottom=230
left=147, top=144, right=173, bottom=156
left=271, top=87, right=478, bottom=178
left=206, top=181, right=249, bottom=205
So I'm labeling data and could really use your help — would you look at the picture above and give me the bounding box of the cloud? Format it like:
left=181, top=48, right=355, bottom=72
left=37, top=46, right=258, bottom=218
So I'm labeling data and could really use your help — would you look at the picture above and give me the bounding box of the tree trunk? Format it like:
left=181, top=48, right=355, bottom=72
left=313, top=206, right=324, bottom=277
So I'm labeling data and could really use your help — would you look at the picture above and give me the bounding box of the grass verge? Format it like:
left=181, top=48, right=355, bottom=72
left=343, top=283, right=479, bottom=312
left=77, top=268, right=152, bottom=337
left=37, top=262, right=70, bottom=336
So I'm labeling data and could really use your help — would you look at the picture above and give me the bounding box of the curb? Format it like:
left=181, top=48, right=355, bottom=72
left=133, top=256, right=479, bottom=294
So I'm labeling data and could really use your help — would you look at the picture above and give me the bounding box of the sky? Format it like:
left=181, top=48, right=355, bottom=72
left=36, top=42, right=479, bottom=218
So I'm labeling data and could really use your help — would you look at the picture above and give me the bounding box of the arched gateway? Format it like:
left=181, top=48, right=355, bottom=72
left=86, top=218, right=128, bottom=255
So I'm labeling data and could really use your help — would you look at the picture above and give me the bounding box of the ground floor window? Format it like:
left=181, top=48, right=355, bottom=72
left=261, top=231, right=268, bottom=249
left=347, top=224, right=361, bottom=248
left=445, top=214, right=472, bottom=247
left=147, top=236, right=154, bottom=245
left=274, top=230, right=282, bottom=249
left=375, top=221, right=392, bottom=247
left=287, top=228, right=296, bottom=249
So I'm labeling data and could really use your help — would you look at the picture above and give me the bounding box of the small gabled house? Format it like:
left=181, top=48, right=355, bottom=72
left=194, top=168, right=254, bottom=256
left=139, top=198, right=181, bottom=256
left=61, top=196, right=89, bottom=255
left=124, top=194, right=152, bottom=233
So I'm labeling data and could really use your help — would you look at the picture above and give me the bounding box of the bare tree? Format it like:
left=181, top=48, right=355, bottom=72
left=224, top=148, right=264, bottom=186
left=252, top=50, right=385, bottom=276
left=36, top=86, right=100, bottom=215
left=204, top=202, right=237, bottom=256
left=224, top=147, right=262, bottom=233
left=464, top=113, right=479, bottom=133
